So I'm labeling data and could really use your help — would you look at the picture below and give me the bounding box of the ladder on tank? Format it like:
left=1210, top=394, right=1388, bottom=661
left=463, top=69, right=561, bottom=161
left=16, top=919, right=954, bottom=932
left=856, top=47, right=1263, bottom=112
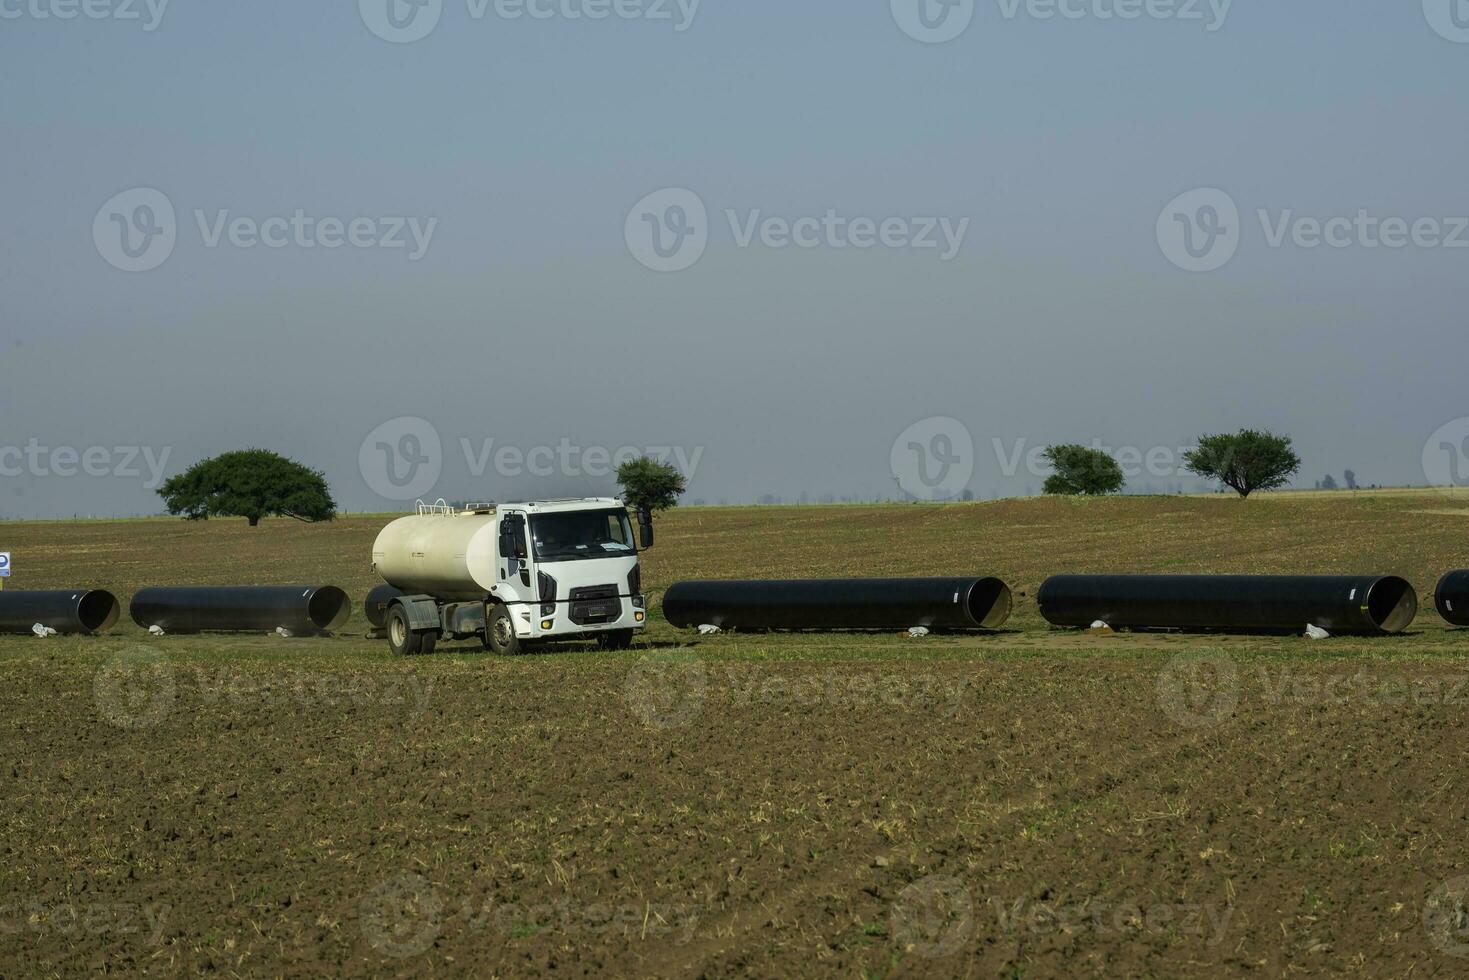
left=415, top=499, right=496, bottom=516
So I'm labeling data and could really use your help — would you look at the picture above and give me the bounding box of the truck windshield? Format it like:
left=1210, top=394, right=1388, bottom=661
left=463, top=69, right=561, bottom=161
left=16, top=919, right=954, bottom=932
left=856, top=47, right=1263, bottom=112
left=531, top=510, right=636, bottom=561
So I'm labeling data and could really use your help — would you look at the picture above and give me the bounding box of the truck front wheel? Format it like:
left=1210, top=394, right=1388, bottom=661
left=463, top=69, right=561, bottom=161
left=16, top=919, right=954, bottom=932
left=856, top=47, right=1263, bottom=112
left=486, top=605, right=521, bottom=656
left=598, top=630, right=635, bottom=651
left=387, top=605, right=421, bottom=656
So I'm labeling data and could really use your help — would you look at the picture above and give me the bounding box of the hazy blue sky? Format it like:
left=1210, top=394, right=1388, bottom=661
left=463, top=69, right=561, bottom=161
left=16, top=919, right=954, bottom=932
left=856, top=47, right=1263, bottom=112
left=3, top=1, right=1468, bottom=517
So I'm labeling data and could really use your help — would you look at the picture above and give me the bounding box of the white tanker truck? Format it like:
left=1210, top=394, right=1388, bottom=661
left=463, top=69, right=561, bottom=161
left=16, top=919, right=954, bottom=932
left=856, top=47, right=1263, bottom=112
left=371, top=498, right=651, bottom=656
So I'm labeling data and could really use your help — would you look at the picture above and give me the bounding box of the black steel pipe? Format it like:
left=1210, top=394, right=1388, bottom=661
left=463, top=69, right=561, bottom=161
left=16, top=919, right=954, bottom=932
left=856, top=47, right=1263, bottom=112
left=1435, top=570, right=1469, bottom=626
left=364, top=585, right=405, bottom=630
left=1037, top=574, right=1418, bottom=635
left=130, top=586, right=353, bottom=635
left=0, top=589, right=121, bottom=634
left=662, top=577, right=1013, bottom=631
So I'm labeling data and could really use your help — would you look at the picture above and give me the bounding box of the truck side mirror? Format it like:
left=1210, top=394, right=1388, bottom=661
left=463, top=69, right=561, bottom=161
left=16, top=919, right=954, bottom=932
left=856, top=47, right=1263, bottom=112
left=638, top=509, right=654, bottom=550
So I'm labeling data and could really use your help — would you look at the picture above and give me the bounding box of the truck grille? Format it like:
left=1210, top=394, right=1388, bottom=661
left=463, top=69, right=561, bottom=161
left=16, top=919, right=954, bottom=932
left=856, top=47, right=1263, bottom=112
left=569, top=585, right=620, bottom=625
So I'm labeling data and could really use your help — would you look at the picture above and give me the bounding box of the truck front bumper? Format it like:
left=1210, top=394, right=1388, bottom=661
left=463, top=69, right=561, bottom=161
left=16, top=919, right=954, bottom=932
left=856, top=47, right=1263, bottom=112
left=516, top=598, right=647, bottom=640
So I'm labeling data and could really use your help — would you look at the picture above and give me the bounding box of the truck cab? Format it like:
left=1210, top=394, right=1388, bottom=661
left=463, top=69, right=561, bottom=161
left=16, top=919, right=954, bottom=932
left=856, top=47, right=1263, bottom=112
left=372, top=497, right=650, bottom=656
left=489, top=499, right=648, bottom=653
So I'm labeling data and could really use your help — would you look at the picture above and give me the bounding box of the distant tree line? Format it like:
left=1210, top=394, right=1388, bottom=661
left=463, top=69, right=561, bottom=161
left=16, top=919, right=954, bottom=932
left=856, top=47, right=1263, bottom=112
left=1315, top=470, right=1362, bottom=491
left=1036, top=429, right=1303, bottom=500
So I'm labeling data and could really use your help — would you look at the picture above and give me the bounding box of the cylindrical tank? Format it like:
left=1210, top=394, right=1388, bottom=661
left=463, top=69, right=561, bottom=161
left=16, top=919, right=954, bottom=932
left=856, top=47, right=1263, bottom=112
left=0, top=589, right=121, bottom=634
left=1037, top=574, right=1418, bottom=635
left=662, top=577, right=1013, bottom=631
left=129, top=586, right=353, bottom=634
left=372, top=513, right=500, bottom=601
left=1435, top=570, right=1469, bottom=626
left=364, top=585, right=406, bottom=630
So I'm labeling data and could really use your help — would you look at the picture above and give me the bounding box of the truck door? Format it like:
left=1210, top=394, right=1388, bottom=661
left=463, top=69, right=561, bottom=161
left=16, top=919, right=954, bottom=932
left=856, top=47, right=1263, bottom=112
left=498, top=514, right=531, bottom=588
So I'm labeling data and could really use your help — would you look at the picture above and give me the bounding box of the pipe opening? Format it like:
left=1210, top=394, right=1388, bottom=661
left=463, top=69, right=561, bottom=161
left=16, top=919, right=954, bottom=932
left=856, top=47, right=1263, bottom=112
left=77, top=590, right=121, bottom=633
left=966, top=578, right=1014, bottom=629
left=307, top=588, right=353, bottom=632
left=1366, top=576, right=1418, bottom=633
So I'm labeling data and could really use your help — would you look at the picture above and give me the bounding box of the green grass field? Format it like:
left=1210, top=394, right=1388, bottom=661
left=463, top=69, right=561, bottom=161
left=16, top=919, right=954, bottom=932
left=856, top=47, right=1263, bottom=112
left=3, top=491, right=1469, bottom=977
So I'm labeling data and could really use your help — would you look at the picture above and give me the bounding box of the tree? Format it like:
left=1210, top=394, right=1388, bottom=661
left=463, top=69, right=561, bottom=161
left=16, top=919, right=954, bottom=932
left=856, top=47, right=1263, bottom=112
left=615, top=456, right=687, bottom=514
left=157, top=449, right=337, bottom=526
left=1344, top=469, right=1358, bottom=490
left=1041, top=445, right=1126, bottom=496
left=1321, top=474, right=1338, bottom=491
left=1183, top=430, right=1301, bottom=499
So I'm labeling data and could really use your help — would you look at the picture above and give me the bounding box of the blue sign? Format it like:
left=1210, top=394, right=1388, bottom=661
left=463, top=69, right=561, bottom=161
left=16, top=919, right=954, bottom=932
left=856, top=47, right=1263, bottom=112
left=0, top=553, right=10, bottom=578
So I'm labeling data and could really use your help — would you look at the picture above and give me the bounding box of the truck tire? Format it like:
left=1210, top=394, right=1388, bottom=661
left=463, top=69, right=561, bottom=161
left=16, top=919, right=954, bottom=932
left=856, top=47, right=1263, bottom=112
left=386, top=605, right=421, bottom=656
left=486, top=605, right=521, bottom=656
left=598, top=629, right=635, bottom=651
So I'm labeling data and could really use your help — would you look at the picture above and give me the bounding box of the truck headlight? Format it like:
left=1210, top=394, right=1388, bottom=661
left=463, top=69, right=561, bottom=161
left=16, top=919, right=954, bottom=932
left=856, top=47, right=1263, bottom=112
left=538, top=571, right=558, bottom=617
